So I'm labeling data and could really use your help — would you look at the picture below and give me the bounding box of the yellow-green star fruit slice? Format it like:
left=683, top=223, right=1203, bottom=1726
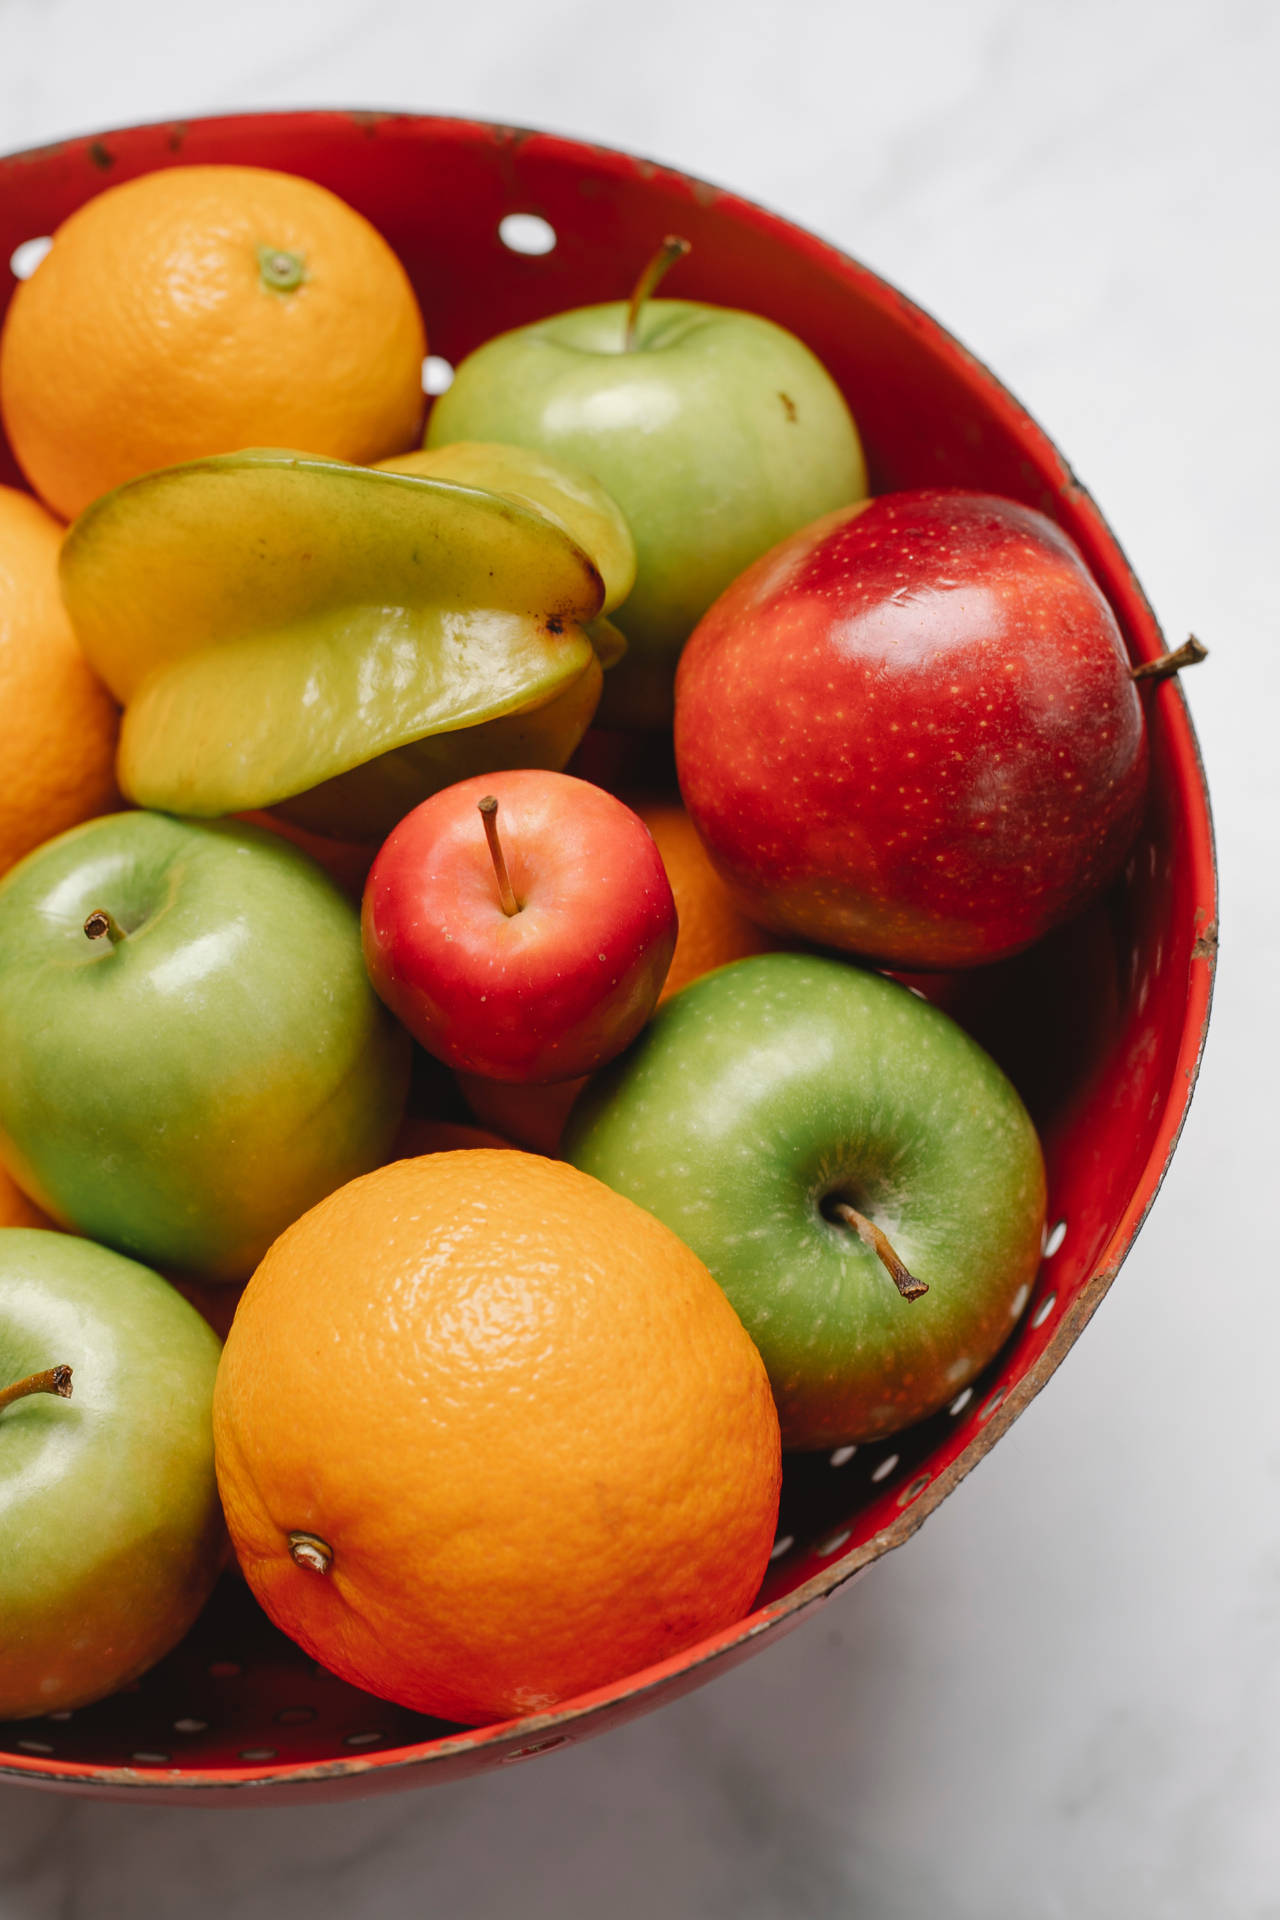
left=59, top=450, right=613, bottom=838
left=275, top=648, right=605, bottom=839
left=377, top=441, right=636, bottom=670
left=279, top=442, right=637, bottom=837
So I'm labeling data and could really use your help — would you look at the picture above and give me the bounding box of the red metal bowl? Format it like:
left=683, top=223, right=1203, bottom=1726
left=0, top=110, right=1216, bottom=1806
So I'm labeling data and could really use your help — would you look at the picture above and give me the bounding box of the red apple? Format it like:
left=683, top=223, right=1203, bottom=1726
left=362, top=771, right=677, bottom=1082
left=674, top=490, right=1149, bottom=969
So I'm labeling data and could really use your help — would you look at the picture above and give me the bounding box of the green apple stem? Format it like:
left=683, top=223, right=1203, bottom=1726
left=1131, top=634, right=1208, bottom=683
left=828, top=1201, right=929, bottom=1302
left=83, top=908, right=126, bottom=946
left=478, top=796, right=521, bottom=917
left=0, top=1364, right=73, bottom=1414
left=623, top=235, right=692, bottom=352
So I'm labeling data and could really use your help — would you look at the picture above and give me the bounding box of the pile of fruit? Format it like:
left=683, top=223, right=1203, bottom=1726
left=0, top=162, right=1183, bottom=1733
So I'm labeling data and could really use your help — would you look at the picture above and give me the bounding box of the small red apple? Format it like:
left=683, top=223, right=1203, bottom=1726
left=674, top=489, right=1150, bottom=969
left=361, top=771, right=677, bottom=1083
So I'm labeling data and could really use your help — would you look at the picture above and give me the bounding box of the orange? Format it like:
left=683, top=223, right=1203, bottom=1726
left=213, top=1151, right=780, bottom=1726
left=637, top=800, right=783, bottom=1000
left=1, top=165, right=426, bottom=521
left=0, top=485, right=120, bottom=876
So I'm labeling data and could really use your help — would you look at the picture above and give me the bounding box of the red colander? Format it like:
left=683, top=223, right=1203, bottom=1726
left=0, top=109, right=1216, bottom=1806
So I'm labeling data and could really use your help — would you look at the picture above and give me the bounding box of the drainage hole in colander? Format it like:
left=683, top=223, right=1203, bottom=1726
left=16, top=1739, right=53, bottom=1754
left=829, top=1444, right=857, bottom=1467
left=344, top=1730, right=386, bottom=1748
left=275, top=1706, right=317, bottom=1726
left=239, top=1748, right=277, bottom=1762
left=1043, top=1218, right=1067, bottom=1258
left=870, top=1452, right=900, bottom=1484
left=979, top=1387, right=1006, bottom=1422
left=422, top=355, right=454, bottom=395
left=131, top=1751, right=171, bottom=1765
left=173, top=1717, right=208, bottom=1735
left=9, top=237, right=51, bottom=280
left=897, top=1474, right=930, bottom=1507
left=498, top=213, right=556, bottom=256
left=769, top=1533, right=795, bottom=1561
left=816, top=1528, right=851, bottom=1557
left=1030, top=1290, right=1058, bottom=1330
left=948, top=1386, right=974, bottom=1416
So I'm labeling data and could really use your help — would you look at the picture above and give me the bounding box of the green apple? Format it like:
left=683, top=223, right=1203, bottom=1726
left=0, top=812, right=410, bottom=1280
left=426, top=256, right=868, bottom=727
left=1, top=1229, right=223, bottom=1720
left=60, top=449, right=622, bottom=839
left=564, top=954, right=1046, bottom=1448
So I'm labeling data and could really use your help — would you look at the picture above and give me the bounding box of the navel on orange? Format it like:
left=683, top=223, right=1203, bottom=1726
left=213, top=1151, right=780, bottom=1727
left=0, top=165, right=427, bottom=520
left=0, top=486, right=119, bottom=877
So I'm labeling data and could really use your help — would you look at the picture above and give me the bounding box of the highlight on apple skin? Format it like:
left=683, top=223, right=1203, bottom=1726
left=674, top=489, right=1149, bottom=970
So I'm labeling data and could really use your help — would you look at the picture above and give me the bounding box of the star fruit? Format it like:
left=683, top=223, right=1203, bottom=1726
left=59, top=446, right=635, bottom=839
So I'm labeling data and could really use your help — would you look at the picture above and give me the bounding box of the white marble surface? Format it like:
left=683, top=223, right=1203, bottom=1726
left=0, top=0, right=1275, bottom=1911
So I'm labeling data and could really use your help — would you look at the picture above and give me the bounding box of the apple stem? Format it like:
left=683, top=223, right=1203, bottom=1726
left=83, top=908, right=126, bottom=946
left=1131, top=634, right=1208, bottom=683
left=827, top=1201, right=929, bottom=1302
left=624, top=235, right=691, bottom=352
left=477, top=796, right=521, bottom=917
left=0, top=1364, right=73, bottom=1414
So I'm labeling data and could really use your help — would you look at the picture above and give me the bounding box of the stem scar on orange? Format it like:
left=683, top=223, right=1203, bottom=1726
left=213, top=1151, right=781, bottom=1728
left=0, top=165, right=427, bottom=521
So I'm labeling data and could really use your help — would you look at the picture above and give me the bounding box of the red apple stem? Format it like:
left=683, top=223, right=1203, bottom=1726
left=0, top=1364, right=73, bottom=1414
left=477, top=796, right=521, bottom=917
left=83, top=908, right=126, bottom=946
left=1131, top=634, right=1208, bottom=683
left=828, top=1201, right=929, bottom=1302
left=624, top=235, right=691, bottom=352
